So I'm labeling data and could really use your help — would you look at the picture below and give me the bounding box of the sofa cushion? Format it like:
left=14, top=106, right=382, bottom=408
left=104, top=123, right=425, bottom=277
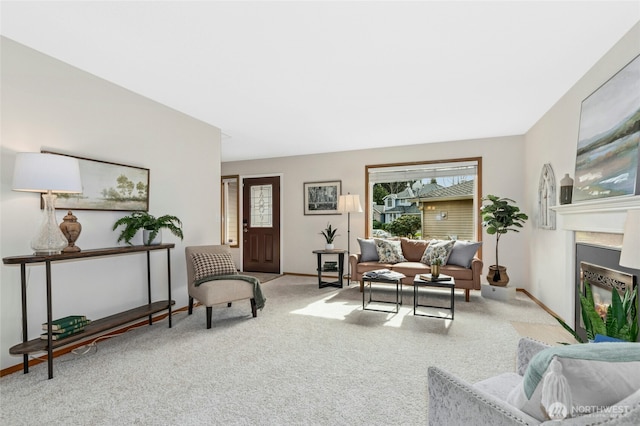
left=420, top=239, right=455, bottom=265
left=506, top=342, right=640, bottom=421
left=375, top=239, right=406, bottom=264
left=447, top=240, right=482, bottom=268
left=400, top=238, right=429, bottom=262
left=357, top=238, right=379, bottom=262
left=191, top=252, right=238, bottom=283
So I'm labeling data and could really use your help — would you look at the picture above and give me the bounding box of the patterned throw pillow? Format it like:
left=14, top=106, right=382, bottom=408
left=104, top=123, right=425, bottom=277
left=191, top=252, right=238, bottom=282
left=375, top=239, right=406, bottom=264
left=420, top=239, right=455, bottom=265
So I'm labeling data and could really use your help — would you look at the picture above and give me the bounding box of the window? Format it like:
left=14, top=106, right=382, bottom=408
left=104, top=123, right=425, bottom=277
left=221, top=175, right=239, bottom=247
left=366, top=158, right=482, bottom=243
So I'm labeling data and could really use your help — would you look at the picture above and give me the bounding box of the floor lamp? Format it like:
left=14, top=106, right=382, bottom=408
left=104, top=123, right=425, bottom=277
left=337, top=193, right=363, bottom=283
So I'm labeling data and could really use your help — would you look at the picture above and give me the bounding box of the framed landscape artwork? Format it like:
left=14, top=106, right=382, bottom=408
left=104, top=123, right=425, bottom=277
left=572, top=54, right=640, bottom=203
left=304, top=180, right=341, bottom=215
left=43, top=151, right=150, bottom=211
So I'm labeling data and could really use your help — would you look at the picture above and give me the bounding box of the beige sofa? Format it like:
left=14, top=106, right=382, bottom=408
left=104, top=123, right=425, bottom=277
left=349, top=237, right=483, bottom=302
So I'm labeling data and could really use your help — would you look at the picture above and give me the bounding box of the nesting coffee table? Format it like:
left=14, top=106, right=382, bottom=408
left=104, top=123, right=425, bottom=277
left=362, top=273, right=405, bottom=313
left=413, top=274, right=455, bottom=320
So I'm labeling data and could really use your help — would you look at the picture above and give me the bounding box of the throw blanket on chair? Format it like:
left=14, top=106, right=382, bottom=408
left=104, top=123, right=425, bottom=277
left=194, top=274, right=266, bottom=310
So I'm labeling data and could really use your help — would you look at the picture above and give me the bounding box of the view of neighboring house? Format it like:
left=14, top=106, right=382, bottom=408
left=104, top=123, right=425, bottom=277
left=413, top=179, right=476, bottom=241
left=377, top=179, right=475, bottom=241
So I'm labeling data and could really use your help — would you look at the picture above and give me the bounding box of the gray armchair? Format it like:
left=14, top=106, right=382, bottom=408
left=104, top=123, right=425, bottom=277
left=427, top=338, right=640, bottom=425
left=185, top=245, right=257, bottom=329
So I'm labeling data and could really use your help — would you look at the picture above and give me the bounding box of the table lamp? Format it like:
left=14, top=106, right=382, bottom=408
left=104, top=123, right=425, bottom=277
left=619, top=209, right=640, bottom=270
left=12, top=152, right=82, bottom=255
left=337, top=193, right=363, bottom=281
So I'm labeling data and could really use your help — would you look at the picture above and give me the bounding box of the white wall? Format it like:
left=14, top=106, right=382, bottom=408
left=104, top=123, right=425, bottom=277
left=222, top=135, right=528, bottom=286
left=0, top=38, right=222, bottom=371
left=524, top=23, right=640, bottom=323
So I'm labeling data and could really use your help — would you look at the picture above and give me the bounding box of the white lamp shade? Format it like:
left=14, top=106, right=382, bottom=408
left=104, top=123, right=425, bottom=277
left=619, top=209, right=640, bottom=270
left=337, top=194, right=363, bottom=213
left=13, top=152, right=82, bottom=193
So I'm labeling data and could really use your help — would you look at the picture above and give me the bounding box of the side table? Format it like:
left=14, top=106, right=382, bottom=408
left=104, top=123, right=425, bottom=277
left=312, top=249, right=346, bottom=288
left=413, top=274, right=455, bottom=320
left=362, top=274, right=405, bottom=313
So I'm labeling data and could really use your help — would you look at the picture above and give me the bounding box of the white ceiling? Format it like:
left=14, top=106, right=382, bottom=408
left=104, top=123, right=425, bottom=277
left=2, top=1, right=639, bottom=162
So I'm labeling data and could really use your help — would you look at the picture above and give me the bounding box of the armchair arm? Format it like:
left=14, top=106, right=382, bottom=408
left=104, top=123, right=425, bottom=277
left=515, top=338, right=550, bottom=376
left=348, top=253, right=361, bottom=279
left=428, top=366, right=539, bottom=426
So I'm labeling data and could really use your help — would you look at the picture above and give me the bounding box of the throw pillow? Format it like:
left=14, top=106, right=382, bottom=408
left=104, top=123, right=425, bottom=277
left=506, top=342, right=640, bottom=421
left=420, top=239, right=455, bottom=265
left=375, top=239, right=406, bottom=264
left=357, top=238, right=379, bottom=262
left=400, top=238, right=430, bottom=262
left=191, top=252, right=238, bottom=284
left=447, top=240, right=482, bottom=268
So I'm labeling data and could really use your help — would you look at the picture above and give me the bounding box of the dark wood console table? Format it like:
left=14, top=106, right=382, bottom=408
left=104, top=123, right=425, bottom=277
left=2, top=244, right=175, bottom=379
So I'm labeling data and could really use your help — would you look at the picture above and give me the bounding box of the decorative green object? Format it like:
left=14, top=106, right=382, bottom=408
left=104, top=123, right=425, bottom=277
left=555, top=282, right=638, bottom=343
left=320, top=222, right=338, bottom=244
left=481, top=195, right=528, bottom=284
left=113, top=211, right=184, bottom=245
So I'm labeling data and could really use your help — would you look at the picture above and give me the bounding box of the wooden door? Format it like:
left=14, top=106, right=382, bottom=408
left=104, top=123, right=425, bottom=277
left=242, top=176, right=281, bottom=273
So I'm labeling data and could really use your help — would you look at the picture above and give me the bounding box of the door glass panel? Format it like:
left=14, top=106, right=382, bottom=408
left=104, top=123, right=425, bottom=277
left=221, top=175, right=239, bottom=247
left=250, top=184, right=273, bottom=228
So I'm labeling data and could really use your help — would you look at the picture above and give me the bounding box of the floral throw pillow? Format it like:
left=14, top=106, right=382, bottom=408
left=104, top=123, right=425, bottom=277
left=420, top=239, right=455, bottom=265
left=375, top=239, right=406, bottom=264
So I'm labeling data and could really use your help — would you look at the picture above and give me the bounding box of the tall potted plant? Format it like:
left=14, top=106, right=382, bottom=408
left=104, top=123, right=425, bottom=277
left=113, top=211, right=184, bottom=245
left=481, top=195, right=528, bottom=286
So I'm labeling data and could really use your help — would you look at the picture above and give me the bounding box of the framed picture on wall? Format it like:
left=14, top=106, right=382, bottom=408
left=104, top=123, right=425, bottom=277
left=573, top=54, right=640, bottom=203
left=303, top=180, right=341, bottom=215
left=42, top=151, right=150, bottom=211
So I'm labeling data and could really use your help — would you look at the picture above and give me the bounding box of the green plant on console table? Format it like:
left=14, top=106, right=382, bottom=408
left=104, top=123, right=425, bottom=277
left=554, top=281, right=638, bottom=343
left=113, top=211, right=184, bottom=245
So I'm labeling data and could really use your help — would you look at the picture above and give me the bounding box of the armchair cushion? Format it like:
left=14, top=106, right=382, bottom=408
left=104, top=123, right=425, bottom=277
left=507, top=342, right=640, bottom=421
left=191, top=252, right=238, bottom=284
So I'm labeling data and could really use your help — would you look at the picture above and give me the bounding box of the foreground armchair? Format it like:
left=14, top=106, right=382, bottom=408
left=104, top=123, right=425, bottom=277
left=185, top=245, right=265, bottom=329
left=427, top=338, right=640, bottom=425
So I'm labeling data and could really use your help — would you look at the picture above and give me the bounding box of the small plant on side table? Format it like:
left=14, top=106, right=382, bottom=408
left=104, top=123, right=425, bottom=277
left=321, top=223, right=338, bottom=249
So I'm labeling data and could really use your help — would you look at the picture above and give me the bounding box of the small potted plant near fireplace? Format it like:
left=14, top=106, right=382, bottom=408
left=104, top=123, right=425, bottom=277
left=113, top=211, right=184, bottom=245
left=481, top=195, right=528, bottom=286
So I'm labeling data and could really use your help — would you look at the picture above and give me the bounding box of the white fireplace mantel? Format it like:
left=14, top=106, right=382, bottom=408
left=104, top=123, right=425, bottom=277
left=551, top=195, right=640, bottom=234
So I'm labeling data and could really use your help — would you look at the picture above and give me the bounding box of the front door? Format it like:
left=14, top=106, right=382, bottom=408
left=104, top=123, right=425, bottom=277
left=242, top=176, right=281, bottom=273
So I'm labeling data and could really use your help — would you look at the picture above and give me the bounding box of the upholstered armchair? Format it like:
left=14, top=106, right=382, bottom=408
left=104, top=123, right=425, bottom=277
left=427, top=338, right=640, bottom=425
left=185, top=245, right=262, bottom=329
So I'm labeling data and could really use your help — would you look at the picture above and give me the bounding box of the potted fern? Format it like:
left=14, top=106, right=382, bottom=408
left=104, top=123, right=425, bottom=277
left=481, top=195, right=528, bottom=286
left=113, top=211, right=184, bottom=245
left=320, top=223, right=338, bottom=250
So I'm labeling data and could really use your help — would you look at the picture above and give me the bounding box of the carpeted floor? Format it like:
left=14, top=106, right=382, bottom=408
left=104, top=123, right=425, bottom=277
left=0, top=275, right=561, bottom=425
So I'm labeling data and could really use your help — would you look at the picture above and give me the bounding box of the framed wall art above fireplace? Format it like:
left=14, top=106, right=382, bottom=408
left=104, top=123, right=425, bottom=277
left=572, top=54, right=640, bottom=203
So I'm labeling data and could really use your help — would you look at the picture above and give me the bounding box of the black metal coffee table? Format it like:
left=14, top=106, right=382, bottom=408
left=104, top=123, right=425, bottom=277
left=362, top=273, right=405, bottom=313
left=413, top=274, right=455, bottom=320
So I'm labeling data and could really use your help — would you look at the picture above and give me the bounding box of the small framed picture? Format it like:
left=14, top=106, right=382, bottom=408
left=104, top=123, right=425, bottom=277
left=303, top=180, right=341, bottom=215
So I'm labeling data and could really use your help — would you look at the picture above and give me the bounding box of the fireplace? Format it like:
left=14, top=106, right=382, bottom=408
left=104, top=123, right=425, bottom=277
left=575, top=242, right=639, bottom=341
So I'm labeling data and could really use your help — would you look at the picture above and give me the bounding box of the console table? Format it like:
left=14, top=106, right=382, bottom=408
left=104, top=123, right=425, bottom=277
left=2, top=244, right=175, bottom=379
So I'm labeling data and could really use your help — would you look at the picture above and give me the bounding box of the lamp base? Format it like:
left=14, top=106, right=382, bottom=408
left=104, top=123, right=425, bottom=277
left=31, top=192, right=68, bottom=255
